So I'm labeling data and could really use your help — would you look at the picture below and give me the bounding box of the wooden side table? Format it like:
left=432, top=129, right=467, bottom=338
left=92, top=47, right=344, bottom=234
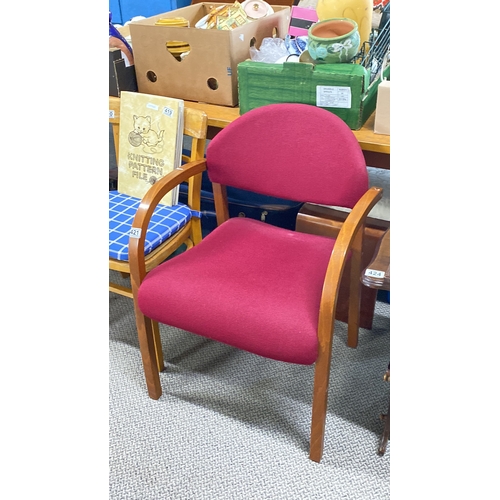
left=361, top=228, right=390, bottom=291
left=361, top=228, right=390, bottom=455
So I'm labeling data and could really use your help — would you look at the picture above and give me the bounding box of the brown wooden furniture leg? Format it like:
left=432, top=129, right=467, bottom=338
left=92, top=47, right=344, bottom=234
left=361, top=232, right=390, bottom=455
left=378, top=404, right=390, bottom=456
left=378, top=364, right=390, bottom=455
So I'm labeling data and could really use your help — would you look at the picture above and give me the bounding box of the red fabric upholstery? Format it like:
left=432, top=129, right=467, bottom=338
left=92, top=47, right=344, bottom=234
left=206, top=103, right=368, bottom=208
left=138, top=218, right=338, bottom=364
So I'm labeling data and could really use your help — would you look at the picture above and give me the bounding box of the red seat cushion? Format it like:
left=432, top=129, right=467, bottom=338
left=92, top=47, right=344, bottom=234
left=137, top=217, right=338, bottom=365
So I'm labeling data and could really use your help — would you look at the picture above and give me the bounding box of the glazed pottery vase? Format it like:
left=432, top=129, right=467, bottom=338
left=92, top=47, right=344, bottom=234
left=307, top=18, right=360, bottom=64
left=315, top=0, right=373, bottom=54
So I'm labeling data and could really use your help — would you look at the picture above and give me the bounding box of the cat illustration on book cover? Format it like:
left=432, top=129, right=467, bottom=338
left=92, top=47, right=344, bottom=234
left=128, top=115, right=165, bottom=154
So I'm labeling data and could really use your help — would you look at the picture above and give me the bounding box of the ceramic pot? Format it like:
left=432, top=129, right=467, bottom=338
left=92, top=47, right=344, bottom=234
left=315, top=0, right=373, bottom=55
left=307, top=18, right=360, bottom=64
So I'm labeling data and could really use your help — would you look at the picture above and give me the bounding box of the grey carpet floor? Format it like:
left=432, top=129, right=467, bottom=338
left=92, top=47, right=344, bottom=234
left=109, top=271, right=390, bottom=499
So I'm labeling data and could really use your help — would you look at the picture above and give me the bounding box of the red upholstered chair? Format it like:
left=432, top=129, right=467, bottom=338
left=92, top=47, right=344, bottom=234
left=128, top=103, right=383, bottom=463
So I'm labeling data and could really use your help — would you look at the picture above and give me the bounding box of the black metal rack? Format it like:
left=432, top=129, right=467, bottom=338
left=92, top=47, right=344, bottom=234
left=357, top=2, right=390, bottom=83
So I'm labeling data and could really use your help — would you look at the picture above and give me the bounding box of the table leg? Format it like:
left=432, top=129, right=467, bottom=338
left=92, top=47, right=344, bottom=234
left=377, top=364, right=390, bottom=456
left=378, top=404, right=390, bottom=456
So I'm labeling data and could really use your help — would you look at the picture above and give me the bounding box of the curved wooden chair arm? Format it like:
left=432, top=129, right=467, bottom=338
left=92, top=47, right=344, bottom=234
left=128, top=159, right=207, bottom=291
left=318, top=186, right=384, bottom=342
left=309, top=186, right=383, bottom=461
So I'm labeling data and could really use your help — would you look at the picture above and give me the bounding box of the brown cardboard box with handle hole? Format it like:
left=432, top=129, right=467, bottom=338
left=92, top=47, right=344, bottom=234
left=129, top=3, right=291, bottom=106
left=374, top=78, right=390, bottom=135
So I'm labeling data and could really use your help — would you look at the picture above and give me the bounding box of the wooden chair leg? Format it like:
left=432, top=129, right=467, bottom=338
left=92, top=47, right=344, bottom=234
left=191, top=217, right=203, bottom=246
left=133, top=306, right=162, bottom=400
left=347, top=231, right=363, bottom=348
left=309, top=322, right=336, bottom=463
left=152, top=319, right=165, bottom=373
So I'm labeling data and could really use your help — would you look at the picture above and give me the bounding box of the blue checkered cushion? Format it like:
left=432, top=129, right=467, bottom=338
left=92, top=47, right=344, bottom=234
left=109, top=191, right=194, bottom=261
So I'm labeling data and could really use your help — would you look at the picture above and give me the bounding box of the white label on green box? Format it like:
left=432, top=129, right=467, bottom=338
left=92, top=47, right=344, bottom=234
left=316, top=86, right=351, bottom=109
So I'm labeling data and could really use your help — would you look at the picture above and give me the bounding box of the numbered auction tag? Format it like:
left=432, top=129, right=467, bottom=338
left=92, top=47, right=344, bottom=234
left=163, top=106, right=174, bottom=117
left=129, top=228, right=142, bottom=239
left=109, top=110, right=115, bottom=119
left=365, top=269, right=385, bottom=278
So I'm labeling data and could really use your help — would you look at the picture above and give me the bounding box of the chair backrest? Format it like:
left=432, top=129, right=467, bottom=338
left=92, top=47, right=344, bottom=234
left=206, top=103, right=368, bottom=209
left=108, top=95, right=208, bottom=170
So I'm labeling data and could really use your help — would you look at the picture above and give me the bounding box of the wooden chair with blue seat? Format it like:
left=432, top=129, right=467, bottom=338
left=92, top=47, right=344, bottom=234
left=109, top=95, right=208, bottom=371
left=127, top=103, right=383, bottom=463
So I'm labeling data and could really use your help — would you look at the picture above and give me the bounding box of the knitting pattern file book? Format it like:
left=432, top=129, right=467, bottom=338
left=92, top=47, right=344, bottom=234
left=118, top=91, right=184, bottom=206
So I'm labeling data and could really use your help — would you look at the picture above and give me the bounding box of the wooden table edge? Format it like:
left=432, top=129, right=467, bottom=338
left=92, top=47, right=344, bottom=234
left=184, top=101, right=390, bottom=155
left=109, top=96, right=390, bottom=155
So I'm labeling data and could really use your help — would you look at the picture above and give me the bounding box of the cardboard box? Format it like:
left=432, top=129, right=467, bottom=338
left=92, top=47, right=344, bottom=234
left=374, top=79, right=390, bottom=135
left=128, top=3, right=291, bottom=106
left=238, top=60, right=390, bottom=130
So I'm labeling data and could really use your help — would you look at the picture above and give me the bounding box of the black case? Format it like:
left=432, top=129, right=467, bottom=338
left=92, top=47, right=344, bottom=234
left=178, top=171, right=303, bottom=234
